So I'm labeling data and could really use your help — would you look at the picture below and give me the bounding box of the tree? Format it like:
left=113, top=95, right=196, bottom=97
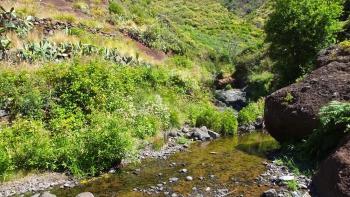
left=265, top=0, right=343, bottom=86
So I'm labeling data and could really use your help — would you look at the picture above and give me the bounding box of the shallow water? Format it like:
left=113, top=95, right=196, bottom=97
left=51, top=132, right=279, bottom=197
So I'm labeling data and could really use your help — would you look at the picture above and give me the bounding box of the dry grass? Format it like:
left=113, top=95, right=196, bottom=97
left=48, top=31, right=79, bottom=44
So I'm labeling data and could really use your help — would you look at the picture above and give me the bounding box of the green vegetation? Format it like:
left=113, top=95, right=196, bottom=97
left=265, top=0, right=343, bottom=85
left=303, top=101, right=350, bottom=160
left=286, top=180, right=298, bottom=191
left=238, top=99, right=264, bottom=125
left=195, top=107, right=238, bottom=135
left=0, top=58, right=214, bottom=177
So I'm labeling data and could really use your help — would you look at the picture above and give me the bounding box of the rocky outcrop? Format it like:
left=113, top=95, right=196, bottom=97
left=264, top=46, right=350, bottom=142
left=215, top=89, right=247, bottom=111
left=313, top=135, right=350, bottom=197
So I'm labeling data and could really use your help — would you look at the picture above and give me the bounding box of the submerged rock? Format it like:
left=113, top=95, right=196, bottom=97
left=264, top=45, right=350, bottom=142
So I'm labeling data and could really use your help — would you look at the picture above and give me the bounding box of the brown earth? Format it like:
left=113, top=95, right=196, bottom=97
left=264, top=45, right=350, bottom=142
left=313, top=135, right=350, bottom=197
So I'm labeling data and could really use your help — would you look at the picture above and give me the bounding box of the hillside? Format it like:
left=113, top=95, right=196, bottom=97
left=0, top=0, right=266, bottom=179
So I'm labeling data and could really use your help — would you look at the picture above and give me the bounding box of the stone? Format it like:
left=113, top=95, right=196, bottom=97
left=265, top=45, right=350, bottom=142
left=215, top=89, right=247, bottom=111
left=171, top=193, right=178, bottom=197
left=262, top=189, right=278, bottom=197
left=191, top=128, right=211, bottom=141
left=40, top=192, right=56, bottom=197
left=205, top=187, right=211, bottom=192
left=207, top=130, right=220, bottom=139
left=76, top=192, right=94, bottom=197
left=169, top=177, right=179, bottom=183
left=186, top=176, right=193, bottom=181
left=0, top=110, right=7, bottom=117
left=279, top=175, right=295, bottom=182
left=179, top=169, right=188, bottom=173
left=168, top=129, right=178, bottom=137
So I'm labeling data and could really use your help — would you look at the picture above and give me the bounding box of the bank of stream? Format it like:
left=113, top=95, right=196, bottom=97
left=49, top=132, right=280, bottom=197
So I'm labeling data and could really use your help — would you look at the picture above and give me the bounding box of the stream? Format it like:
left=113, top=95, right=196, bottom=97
left=50, top=132, right=279, bottom=197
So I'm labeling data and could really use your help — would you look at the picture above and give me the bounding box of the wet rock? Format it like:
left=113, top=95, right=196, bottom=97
left=215, top=89, right=247, bottom=110
left=76, top=192, right=94, bottom=197
left=262, top=189, right=278, bottom=197
left=207, top=130, right=220, bottom=139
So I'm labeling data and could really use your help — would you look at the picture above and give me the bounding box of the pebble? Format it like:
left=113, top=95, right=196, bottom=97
left=75, top=192, right=94, bottom=197
left=40, top=192, right=56, bottom=197
left=279, top=175, right=295, bottom=182
left=186, top=176, right=193, bottom=181
left=205, top=187, right=211, bottom=192
left=171, top=193, right=178, bottom=197
left=179, top=169, right=188, bottom=173
left=209, top=175, right=215, bottom=179
left=169, top=177, right=179, bottom=183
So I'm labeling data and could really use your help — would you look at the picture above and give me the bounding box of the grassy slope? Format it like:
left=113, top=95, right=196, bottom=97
left=0, top=0, right=266, bottom=178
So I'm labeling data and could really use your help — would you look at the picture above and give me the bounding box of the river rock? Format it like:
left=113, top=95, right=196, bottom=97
left=40, top=192, right=56, bottom=197
left=279, top=175, right=295, bottom=182
left=169, top=177, right=179, bottom=183
left=215, top=89, right=247, bottom=111
left=207, top=130, right=220, bottom=139
left=0, top=110, right=7, bottom=117
left=313, top=135, right=350, bottom=197
left=76, top=192, right=94, bottom=197
left=186, top=176, right=193, bottom=181
left=191, top=128, right=211, bottom=141
left=262, top=189, right=278, bottom=197
left=264, top=45, right=350, bottom=142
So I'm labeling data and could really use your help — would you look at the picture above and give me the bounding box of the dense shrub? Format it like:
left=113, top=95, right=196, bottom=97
left=108, top=1, right=124, bottom=15
left=195, top=107, right=238, bottom=135
left=0, top=58, right=206, bottom=177
left=265, top=0, right=343, bottom=85
left=238, top=99, right=265, bottom=125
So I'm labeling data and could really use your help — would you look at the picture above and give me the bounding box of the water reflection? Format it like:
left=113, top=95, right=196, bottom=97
left=51, top=132, right=279, bottom=197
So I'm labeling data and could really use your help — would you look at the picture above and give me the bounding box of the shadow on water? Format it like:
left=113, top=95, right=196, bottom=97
left=235, top=132, right=280, bottom=158
left=49, top=132, right=279, bottom=197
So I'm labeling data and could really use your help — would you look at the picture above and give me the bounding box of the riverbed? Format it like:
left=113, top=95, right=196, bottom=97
left=50, top=132, right=279, bottom=197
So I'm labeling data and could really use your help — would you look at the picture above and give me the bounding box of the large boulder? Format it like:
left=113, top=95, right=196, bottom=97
left=313, top=135, right=350, bottom=197
left=215, top=89, right=247, bottom=111
left=264, top=46, right=350, bottom=142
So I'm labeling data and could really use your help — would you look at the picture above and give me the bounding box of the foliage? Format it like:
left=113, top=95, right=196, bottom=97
left=0, top=58, right=209, bottom=177
left=238, top=98, right=264, bottom=125
left=265, top=0, right=343, bottom=85
left=108, top=1, right=125, bottom=15
left=195, top=107, right=238, bottom=135
left=286, top=180, right=298, bottom=191
left=302, top=101, right=350, bottom=160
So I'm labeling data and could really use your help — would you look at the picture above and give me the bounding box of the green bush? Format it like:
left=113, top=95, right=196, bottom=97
left=238, top=99, right=264, bottom=125
left=0, top=144, right=11, bottom=177
left=108, top=1, right=124, bottom=15
left=195, top=107, right=238, bottom=135
left=303, top=101, right=350, bottom=160
left=0, top=119, right=55, bottom=171
left=265, top=0, right=343, bottom=85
